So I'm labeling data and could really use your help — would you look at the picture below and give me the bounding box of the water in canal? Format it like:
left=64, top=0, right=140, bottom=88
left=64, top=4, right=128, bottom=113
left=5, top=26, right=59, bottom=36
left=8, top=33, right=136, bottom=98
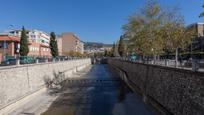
left=42, top=64, right=154, bottom=115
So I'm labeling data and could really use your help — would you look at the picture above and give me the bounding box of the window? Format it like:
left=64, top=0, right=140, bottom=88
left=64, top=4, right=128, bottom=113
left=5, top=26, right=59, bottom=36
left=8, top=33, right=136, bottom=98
left=1, top=41, right=8, bottom=49
left=0, top=42, right=2, bottom=48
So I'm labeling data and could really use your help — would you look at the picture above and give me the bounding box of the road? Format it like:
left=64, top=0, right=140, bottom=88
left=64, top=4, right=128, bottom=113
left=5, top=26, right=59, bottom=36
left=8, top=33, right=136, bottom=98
left=9, top=64, right=155, bottom=115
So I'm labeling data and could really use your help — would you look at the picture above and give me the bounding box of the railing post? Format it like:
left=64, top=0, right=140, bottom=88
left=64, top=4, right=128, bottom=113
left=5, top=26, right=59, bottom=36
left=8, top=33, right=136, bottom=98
left=165, top=59, right=169, bottom=66
left=36, top=59, right=39, bottom=64
left=192, top=60, right=199, bottom=72
left=46, top=58, right=48, bottom=63
left=53, top=58, right=55, bottom=63
left=16, top=58, right=20, bottom=65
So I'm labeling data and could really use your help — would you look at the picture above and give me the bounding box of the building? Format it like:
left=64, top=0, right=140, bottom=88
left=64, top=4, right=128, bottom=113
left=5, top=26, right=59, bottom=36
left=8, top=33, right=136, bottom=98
left=187, top=23, right=204, bottom=52
left=78, top=41, right=84, bottom=54
left=56, top=35, right=62, bottom=56
left=0, top=29, right=52, bottom=62
left=8, top=29, right=50, bottom=46
left=61, top=33, right=84, bottom=55
left=0, top=35, right=20, bottom=62
left=8, top=29, right=51, bottom=57
left=84, top=42, right=113, bottom=54
left=28, top=42, right=50, bottom=57
left=102, top=44, right=113, bottom=51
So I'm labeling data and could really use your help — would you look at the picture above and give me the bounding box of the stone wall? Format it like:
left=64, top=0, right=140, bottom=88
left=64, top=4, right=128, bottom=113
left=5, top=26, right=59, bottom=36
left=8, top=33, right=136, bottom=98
left=0, top=59, right=91, bottom=110
left=108, top=59, right=204, bottom=115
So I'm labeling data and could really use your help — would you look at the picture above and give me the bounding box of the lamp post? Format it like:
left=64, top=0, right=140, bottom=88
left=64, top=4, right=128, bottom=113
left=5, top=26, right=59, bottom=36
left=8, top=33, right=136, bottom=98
left=3, top=40, right=6, bottom=61
left=151, top=48, right=154, bottom=64
left=16, top=43, right=20, bottom=65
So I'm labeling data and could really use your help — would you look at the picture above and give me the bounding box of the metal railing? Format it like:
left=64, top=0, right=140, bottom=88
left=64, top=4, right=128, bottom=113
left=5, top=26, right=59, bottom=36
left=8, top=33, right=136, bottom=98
left=116, top=57, right=204, bottom=72
left=0, top=56, right=88, bottom=67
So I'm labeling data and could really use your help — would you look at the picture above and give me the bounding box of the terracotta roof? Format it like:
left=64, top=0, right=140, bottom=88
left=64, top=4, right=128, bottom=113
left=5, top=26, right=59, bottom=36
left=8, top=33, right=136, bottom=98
left=40, top=44, right=49, bottom=47
left=0, top=35, right=20, bottom=42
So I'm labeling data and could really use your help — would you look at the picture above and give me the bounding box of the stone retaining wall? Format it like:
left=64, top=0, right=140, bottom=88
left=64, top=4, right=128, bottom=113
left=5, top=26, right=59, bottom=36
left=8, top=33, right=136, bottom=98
left=108, top=59, right=204, bottom=115
left=0, top=59, right=91, bottom=111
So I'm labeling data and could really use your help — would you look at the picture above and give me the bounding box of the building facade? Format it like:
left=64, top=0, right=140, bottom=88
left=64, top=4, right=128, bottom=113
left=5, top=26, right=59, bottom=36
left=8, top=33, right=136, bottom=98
left=0, top=35, right=20, bottom=62
left=8, top=29, right=51, bottom=57
left=0, top=29, right=52, bottom=62
left=78, top=41, right=84, bottom=54
left=57, top=36, right=62, bottom=56
left=187, top=23, right=204, bottom=52
left=61, top=33, right=84, bottom=55
left=28, top=42, right=51, bottom=57
left=8, top=29, right=50, bottom=46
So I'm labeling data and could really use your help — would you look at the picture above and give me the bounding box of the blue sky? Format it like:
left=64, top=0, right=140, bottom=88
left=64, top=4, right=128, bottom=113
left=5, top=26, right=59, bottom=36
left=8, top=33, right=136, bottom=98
left=0, top=0, right=203, bottom=43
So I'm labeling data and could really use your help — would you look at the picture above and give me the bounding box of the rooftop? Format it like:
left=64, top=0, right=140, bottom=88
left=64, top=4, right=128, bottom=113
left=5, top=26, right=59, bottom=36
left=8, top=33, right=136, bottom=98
left=0, top=35, right=20, bottom=42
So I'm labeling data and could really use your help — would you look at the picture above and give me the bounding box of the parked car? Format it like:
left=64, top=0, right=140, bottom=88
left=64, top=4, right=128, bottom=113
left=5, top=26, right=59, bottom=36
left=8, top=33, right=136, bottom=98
left=36, top=57, right=47, bottom=63
left=1, top=58, right=17, bottom=66
left=20, top=56, right=35, bottom=64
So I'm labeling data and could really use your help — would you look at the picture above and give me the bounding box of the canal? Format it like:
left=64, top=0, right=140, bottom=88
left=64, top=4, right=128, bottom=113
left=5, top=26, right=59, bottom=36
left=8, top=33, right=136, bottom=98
left=41, top=64, right=155, bottom=115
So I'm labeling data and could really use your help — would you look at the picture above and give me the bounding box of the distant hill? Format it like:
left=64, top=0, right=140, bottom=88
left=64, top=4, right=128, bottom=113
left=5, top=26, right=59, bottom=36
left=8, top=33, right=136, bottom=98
left=84, top=42, right=112, bottom=50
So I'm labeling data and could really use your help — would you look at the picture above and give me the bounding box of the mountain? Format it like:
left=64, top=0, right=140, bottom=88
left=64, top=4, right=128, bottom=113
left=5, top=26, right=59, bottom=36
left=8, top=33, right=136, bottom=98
left=84, top=42, right=112, bottom=50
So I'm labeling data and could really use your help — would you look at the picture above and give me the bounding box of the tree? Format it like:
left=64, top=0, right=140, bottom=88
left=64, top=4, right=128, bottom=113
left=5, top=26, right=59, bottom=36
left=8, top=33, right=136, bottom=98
left=104, top=50, right=108, bottom=57
left=160, top=8, right=195, bottom=66
left=19, top=27, right=29, bottom=56
left=49, top=32, right=58, bottom=57
left=199, top=4, right=204, bottom=17
left=111, top=42, right=116, bottom=57
left=118, top=35, right=125, bottom=57
left=123, top=0, right=195, bottom=64
left=123, top=0, right=164, bottom=56
left=68, top=51, right=83, bottom=57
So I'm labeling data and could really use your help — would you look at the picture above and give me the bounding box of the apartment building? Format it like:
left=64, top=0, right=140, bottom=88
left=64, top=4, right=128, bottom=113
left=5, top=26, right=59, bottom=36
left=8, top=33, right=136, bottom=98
left=78, top=41, right=84, bottom=54
left=187, top=23, right=204, bottom=52
left=9, top=29, right=50, bottom=46
left=56, top=35, right=62, bottom=56
left=28, top=42, right=50, bottom=57
left=0, top=35, right=20, bottom=62
left=61, top=33, right=84, bottom=55
left=0, top=29, right=52, bottom=62
left=8, top=29, right=51, bottom=57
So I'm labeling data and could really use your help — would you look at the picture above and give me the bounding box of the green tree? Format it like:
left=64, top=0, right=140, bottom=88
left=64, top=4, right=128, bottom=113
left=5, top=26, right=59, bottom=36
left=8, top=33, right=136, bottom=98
left=118, top=35, right=125, bottom=57
left=104, top=50, right=108, bottom=57
left=160, top=8, right=195, bottom=66
left=123, top=0, right=195, bottom=64
left=19, top=27, right=29, bottom=56
left=199, top=4, right=204, bottom=17
left=112, top=42, right=116, bottom=57
left=49, top=32, right=58, bottom=57
left=123, top=0, right=164, bottom=56
left=68, top=51, right=83, bottom=57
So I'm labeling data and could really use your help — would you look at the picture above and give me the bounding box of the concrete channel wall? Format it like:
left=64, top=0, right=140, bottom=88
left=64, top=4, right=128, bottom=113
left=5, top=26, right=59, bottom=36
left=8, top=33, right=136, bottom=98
left=0, top=59, right=91, bottom=113
left=108, top=59, right=204, bottom=115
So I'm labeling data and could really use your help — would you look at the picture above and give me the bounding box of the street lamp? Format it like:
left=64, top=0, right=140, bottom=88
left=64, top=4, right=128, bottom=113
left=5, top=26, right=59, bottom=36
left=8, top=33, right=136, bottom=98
left=151, top=48, right=154, bottom=64
left=3, top=40, right=6, bottom=61
left=16, top=43, right=20, bottom=65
